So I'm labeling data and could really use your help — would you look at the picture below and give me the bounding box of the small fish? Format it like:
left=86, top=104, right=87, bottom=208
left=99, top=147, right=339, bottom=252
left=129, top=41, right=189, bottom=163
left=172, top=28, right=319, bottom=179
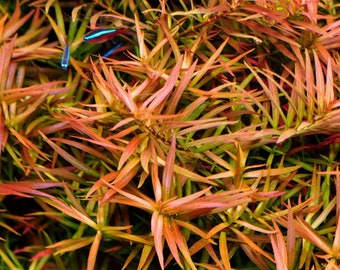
left=60, top=42, right=70, bottom=70
left=83, top=28, right=128, bottom=43
left=102, top=42, right=124, bottom=58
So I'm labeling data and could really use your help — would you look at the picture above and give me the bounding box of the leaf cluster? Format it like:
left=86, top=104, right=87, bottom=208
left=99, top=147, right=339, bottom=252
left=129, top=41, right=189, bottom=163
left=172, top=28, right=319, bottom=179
left=0, top=0, right=340, bottom=269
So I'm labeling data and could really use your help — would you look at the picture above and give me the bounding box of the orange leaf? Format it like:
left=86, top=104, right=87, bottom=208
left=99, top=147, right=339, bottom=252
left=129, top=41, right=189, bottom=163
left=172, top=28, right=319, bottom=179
left=270, top=220, right=288, bottom=270
left=231, top=227, right=275, bottom=263
left=151, top=211, right=164, bottom=270
left=219, top=232, right=232, bottom=270
left=294, top=216, right=332, bottom=254
left=163, top=218, right=183, bottom=269
left=42, top=197, right=97, bottom=229
left=39, top=132, right=100, bottom=177
left=0, top=181, right=61, bottom=198
left=118, top=133, right=147, bottom=170
left=162, top=135, right=176, bottom=200
left=3, top=5, right=34, bottom=39
left=171, top=220, right=197, bottom=269
left=102, top=157, right=140, bottom=201
left=142, top=56, right=183, bottom=111
left=48, top=237, right=95, bottom=255
left=87, top=231, right=102, bottom=270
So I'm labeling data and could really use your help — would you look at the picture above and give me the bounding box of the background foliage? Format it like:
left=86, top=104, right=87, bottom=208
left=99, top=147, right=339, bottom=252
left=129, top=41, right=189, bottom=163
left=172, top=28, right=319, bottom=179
left=0, top=0, right=340, bottom=269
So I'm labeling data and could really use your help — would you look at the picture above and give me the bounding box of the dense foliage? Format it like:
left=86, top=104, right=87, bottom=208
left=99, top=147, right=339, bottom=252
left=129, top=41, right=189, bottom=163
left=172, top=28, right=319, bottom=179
left=0, top=0, right=340, bottom=269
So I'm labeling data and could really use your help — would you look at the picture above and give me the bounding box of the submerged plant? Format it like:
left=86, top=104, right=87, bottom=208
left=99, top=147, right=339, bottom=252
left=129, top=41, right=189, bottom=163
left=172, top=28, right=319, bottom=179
left=0, top=0, right=340, bottom=269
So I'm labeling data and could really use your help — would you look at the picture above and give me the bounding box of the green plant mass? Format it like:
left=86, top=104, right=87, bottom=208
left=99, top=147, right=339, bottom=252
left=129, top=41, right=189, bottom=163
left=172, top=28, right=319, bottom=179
left=1, top=0, right=340, bottom=269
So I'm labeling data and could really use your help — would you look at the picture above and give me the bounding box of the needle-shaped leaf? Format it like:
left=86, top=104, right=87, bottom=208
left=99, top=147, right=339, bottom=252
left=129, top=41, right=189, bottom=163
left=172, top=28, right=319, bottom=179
left=118, top=133, right=147, bottom=170
left=0, top=181, right=61, bottom=198
left=39, top=132, right=100, bottom=177
left=102, top=157, right=140, bottom=201
left=231, top=227, right=275, bottom=263
left=151, top=211, right=164, bottom=270
left=270, top=220, right=288, bottom=270
left=162, top=135, right=176, bottom=200
left=47, top=237, right=95, bottom=255
left=163, top=218, right=183, bottom=269
left=3, top=5, right=34, bottom=39
left=41, top=196, right=97, bottom=229
left=87, top=231, right=102, bottom=270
